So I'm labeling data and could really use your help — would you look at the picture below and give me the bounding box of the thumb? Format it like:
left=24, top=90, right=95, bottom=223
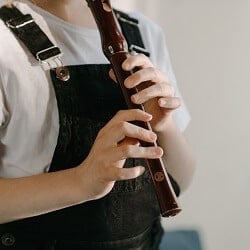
left=109, top=68, right=117, bottom=83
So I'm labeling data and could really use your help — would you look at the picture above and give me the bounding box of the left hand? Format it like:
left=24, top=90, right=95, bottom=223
left=109, top=54, right=181, bottom=132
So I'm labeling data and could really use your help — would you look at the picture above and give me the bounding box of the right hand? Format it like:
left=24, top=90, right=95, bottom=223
left=78, top=109, right=163, bottom=200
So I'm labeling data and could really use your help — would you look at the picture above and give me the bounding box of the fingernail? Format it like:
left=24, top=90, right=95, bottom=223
left=122, top=61, right=130, bottom=71
left=124, top=79, right=129, bottom=88
left=155, top=147, right=163, bottom=157
left=159, top=99, right=167, bottom=107
left=131, top=95, right=139, bottom=103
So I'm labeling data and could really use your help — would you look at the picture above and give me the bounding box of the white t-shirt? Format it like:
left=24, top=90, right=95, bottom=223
left=0, top=0, right=190, bottom=178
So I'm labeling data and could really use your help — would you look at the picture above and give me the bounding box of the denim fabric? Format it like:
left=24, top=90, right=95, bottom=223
left=48, top=64, right=162, bottom=245
left=0, top=65, right=163, bottom=249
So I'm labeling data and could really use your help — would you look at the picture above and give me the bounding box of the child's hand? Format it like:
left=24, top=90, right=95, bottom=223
left=78, top=109, right=163, bottom=200
left=110, top=54, right=181, bottom=132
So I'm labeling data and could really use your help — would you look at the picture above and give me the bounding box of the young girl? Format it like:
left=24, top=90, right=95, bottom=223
left=0, top=0, right=196, bottom=249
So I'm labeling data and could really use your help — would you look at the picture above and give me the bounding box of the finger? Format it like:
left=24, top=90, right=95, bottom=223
left=158, top=97, right=181, bottom=110
left=123, top=67, right=166, bottom=89
left=122, top=54, right=153, bottom=71
left=100, top=110, right=150, bottom=135
left=103, top=109, right=152, bottom=131
left=108, top=121, right=157, bottom=146
left=108, top=144, right=163, bottom=162
left=109, top=68, right=117, bottom=82
left=106, top=165, right=146, bottom=181
left=131, top=82, right=175, bottom=104
left=117, top=137, right=140, bottom=147
left=98, top=109, right=154, bottom=145
left=99, top=144, right=163, bottom=164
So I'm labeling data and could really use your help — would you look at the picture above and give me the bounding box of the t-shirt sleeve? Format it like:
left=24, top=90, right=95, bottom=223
left=133, top=12, right=191, bottom=131
left=152, top=27, right=191, bottom=132
left=0, top=72, right=9, bottom=129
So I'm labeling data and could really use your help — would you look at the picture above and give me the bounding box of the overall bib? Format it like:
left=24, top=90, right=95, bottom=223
left=0, top=6, right=180, bottom=250
left=0, top=65, right=163, bottom=250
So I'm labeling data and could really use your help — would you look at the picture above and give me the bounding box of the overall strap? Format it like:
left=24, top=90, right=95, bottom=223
left=0, top=5, right=149, bottom=79
left=0, top=5, right=149, bottom=59
left=0, top=4, right=70, bottom=81
left=115, top=10, right=150, bottom=57
left=0, top=4, right=62, bottom=63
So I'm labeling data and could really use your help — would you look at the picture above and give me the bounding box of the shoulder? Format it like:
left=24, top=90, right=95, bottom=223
left=0, top=20, right=31, bottom=80
left=122, top=11, right=169, bottom=71
left=115, top=9, right=165, bottom=48
left=124, top=11, right=191, bottom=131
left=0, top=2, right=31, bottom=62
left=129, top=12, right=167, bottom=61
left=0, top=1, right=53, bottom=68
left=0, top=21, right=17, bottom=81
left=0, top=2, right=47, bottom=91
left=128, top=11, right=165, bottom=40
left=127, top=11, right=161, bottom=29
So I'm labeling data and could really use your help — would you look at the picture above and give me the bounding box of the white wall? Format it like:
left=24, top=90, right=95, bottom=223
left=114, top=1, right=250, bottom=250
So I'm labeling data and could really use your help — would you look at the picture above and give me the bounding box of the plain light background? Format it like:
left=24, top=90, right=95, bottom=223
left=113, top=1, right=250, bottom=250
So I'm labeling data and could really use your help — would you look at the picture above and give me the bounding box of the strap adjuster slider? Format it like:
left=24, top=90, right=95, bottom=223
left=6, top=14, right=34, bottom=29
left=36, top=46, right=62, bottom=63
left=129, top=44, right=150, bottom=56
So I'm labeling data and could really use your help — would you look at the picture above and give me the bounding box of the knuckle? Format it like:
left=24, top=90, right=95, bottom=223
left=118, top=121, right=127, bottom=132
left=156, top=82, right=165, bottom=95
left=97, top=127, right=105, bottom=138
left=115, top=109, right=145, bottom=123
left=131, top=108, right=143, bottom=119
left=137, top=127, right=145, bottom=138
left=116, top=168, right=138, bottom=180
left=116, top=169, right=126, bottom=180
left=116, top=110, right=126, bottom=118
left=151, top=67, right=161, bottom=81
left=141, top=86, right=151, bottom=97
left=134, top=108, right=143, bottom=114
left=121, top=145, right=134, bottom=157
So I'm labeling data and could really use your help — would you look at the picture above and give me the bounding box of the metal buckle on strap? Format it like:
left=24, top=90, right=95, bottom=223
left=36, top=46, right=63, bottom=63
left=37, top=48, right=70, bottom=82
left=6, top=14, right=34, bottom=29
left=1, top=6, right=70, bottom=82
left=115, top=12, right=138, bottom=26
left=36, top=47, right=70, bottom=82
left=129, top=44, right=150, bottom=56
